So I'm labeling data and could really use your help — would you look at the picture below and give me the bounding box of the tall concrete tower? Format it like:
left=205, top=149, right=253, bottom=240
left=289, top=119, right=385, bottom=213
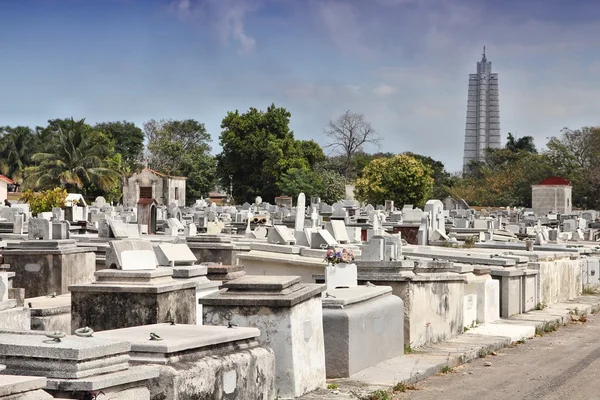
left=463, top=47, right=501, bottom=171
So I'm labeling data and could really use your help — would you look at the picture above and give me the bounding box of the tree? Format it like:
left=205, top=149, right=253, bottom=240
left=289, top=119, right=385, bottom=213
left=0, top=126, right=39, bottom=190
left=24, top=118, right=122, bottom=196
left=325, top=110, right=381, bottom=178
left=145, top=119, right=216, bottom=203
left=506, top=133, right=537, bottom=153
left=318, top=169, right=346, bottom=204
left=94, top=121, right=144, bottom=172
left=544, top=126, right=600, bottom=208
left=217, top=104, right=322, bottom=203
left=20, top=188, right=67, bottom=216
left=277, top=168, right=323, bottom=199
left=451, top=148, right=552, bottom=207
left=355, top=155, right=433, bottom=207
left=404, top=152, right=454, bottom=199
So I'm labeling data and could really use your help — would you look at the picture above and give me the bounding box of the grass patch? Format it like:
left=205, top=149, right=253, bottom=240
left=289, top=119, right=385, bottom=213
left=440, top=365, right=453, bottom=374
left=478, top=348, right=489, bottom=358
left=582, top=286, right=599, bottom=295
left=327, top=383, right=339, bottom=390
left=393, top=382, right=418, bottom=393
left=404, top=344, right=416, bottom=354
left=351, top=389, right=391, bottom=400
left=535, top=302, right=547, bottom=310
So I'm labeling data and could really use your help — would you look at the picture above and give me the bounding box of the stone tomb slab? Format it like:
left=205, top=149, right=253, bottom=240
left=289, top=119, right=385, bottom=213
left=105, top=240, right=157, bottom=270
left=0, top=331, right=131, bottom=379
left=107, top=220, right=129, bottom=238
left=95, top=323, right=260, bottom=362
left=267, top=225, right=297, bottom=245
left=154, top=243, right=197, bottom=267
left=0, top=375, right=51, bottom=399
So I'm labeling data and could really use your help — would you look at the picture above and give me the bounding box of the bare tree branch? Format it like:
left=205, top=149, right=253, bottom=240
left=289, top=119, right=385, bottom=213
left=324, top=110, right=381, bottom=178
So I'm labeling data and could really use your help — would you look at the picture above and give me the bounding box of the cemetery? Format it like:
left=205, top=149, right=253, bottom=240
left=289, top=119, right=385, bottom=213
left=2, top=181, right=600, bottom=399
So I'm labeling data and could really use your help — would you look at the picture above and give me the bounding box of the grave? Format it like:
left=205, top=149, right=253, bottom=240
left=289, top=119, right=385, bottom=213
left=27, top=293, right=72, bottom=333
left=95, top=324, right=276, bottom=399
left=186, top=234, right=250, bottom=265
left=356, top=259, right=466, bottom=347
left=3, top=240, right=96, bottom=298
left=70, top=242, right=197, bottom=332
left=325, top=220, right=350, bottom=244
left=322, top=285, right=404, bottom=378
left=0, top=331, right=158, bottom=399
left=0, top=271, right=30, bottom=330
left=202, top=262, right=246, bottom=283
left=201, top=275, right=326, bottom=398
left=154, top=243, right=221, bottom=323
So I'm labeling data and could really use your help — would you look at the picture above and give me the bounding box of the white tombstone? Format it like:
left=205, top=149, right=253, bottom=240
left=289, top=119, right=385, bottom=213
left=295, top=193, right=306, bottom=232
left=0, top=272, right=8, bottom=302
left=325, top=263, right=358, bottom=291
left=310, top=229, right=337, bottom=249
left=325, top=220, right=350, bottom=244
left=267, top=225, right=297, bottom=245
left=120, top=250, right=157, bottom=271
left=155, top=243, right=197, bottom=267
left=254, top=226, right=267, bottom=239
left=361, top=236, right=385, bottom=261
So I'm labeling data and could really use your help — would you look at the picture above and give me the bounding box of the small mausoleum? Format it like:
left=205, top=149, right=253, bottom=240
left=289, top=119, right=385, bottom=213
left=531, top=176, right=572, bottom=215
left=123, top=168, right=187, bottom=208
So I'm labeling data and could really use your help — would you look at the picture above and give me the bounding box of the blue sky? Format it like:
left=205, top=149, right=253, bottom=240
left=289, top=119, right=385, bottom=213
left=1, top=0, right=600, bottom=172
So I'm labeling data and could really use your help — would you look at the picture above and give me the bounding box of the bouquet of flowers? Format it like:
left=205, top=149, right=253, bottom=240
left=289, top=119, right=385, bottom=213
left=324, top=247, right=355, bottom=265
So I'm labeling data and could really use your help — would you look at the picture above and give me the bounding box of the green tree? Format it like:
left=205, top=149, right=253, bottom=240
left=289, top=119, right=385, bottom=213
left=544, top=126, right=600, bottom=208
left=318, top=169, right=346, bottom=204
left=506, top=133, right=537, bottom=153
left=145, top=119, right=216, bottom=203
left=452, top=148, right=551, bottom=207
left=0, top=126, right=39, bottom=190
left=404, top=152, right=453, bottom=199
left=325, top=110, right=381, bottom=178
left=20, top=188, right=67, bottom=216
left=277, top=168, right=323, bottom=199
left=24, top=118, right=122, bottom=196
left=217, top=104, right=322, bottom=203
left=94, top=121, right=144, bottom=172
left=355, top=155, right=433, bottom=207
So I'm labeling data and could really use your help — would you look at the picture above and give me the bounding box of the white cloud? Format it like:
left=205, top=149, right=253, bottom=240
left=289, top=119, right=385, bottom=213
left=172, top=0, right=258, bottom=54
left=373, top=84, right=396, bottom=97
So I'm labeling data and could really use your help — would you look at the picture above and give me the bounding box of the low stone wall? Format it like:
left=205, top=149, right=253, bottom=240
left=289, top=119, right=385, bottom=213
left=528, top=256, right=582, bottom=305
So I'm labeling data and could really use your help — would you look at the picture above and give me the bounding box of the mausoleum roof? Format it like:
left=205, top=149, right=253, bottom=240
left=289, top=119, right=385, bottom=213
left=538, top=176, right=571, bottom=186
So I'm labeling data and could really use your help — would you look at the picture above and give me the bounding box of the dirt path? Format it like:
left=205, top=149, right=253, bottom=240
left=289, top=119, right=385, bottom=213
left=401, top=314, right=600, bottom=400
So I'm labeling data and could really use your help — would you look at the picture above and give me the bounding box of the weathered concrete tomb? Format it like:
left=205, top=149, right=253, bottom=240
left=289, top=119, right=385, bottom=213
left=0, top=330, right=159, bottom=399
left=201, top=275, right=327, bottom=398
left=3, top=240, right=95, bottom=298
left=95, top=323, right=276, bottom=399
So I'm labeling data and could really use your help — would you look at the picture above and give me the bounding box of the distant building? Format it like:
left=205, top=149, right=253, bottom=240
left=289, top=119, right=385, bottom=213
left=208, top=191, right=228, bottom=206
left=122, top=168, right=187, bottom=208
left=0, top=175, right=13, bottom=203
left=463, top=47, right=501, bottom=171
left=531, top=177, right=572, bottom=215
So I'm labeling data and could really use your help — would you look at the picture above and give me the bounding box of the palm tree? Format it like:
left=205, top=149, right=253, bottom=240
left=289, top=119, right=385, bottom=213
left=24, top=118, right=122, bottom=192
left=0, top=126, right=38, bottom=191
